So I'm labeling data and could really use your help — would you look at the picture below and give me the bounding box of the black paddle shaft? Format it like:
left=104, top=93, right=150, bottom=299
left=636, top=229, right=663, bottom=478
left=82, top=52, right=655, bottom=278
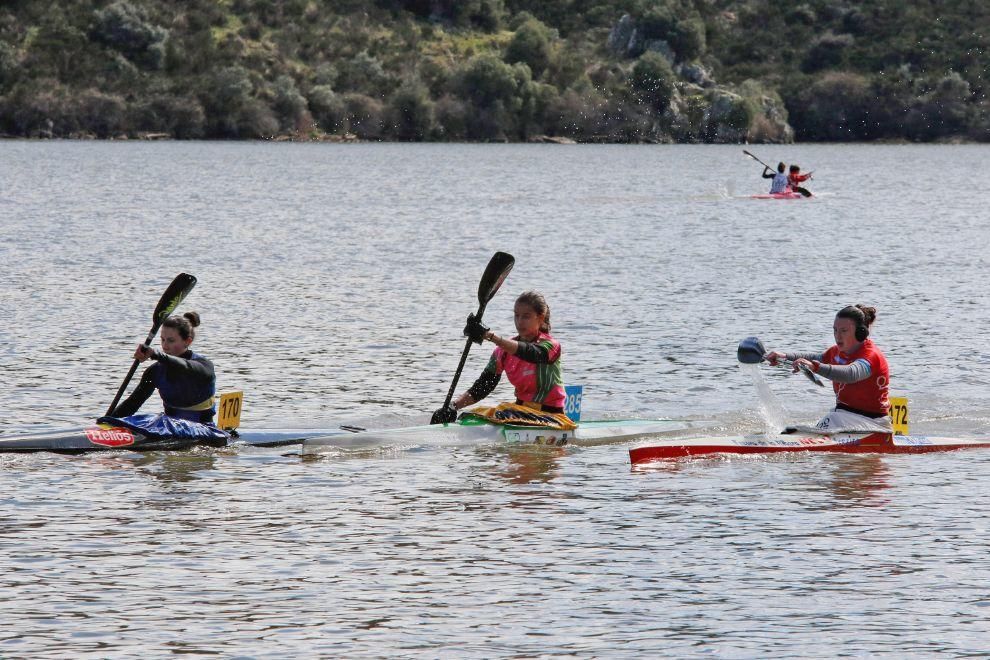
left=743, top=150, right=774, bottom=172
left=432, top=252, right=514, bottom=424
left=105, top=273, right=197, bottom=416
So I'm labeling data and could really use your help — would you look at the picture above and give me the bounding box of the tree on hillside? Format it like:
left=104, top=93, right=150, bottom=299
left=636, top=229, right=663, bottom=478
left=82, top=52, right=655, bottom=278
left=630, top=52, right=675, bottom=112
left=504, top=18, right=553, bottom=78
left=90, top=1, right=169, bottom=70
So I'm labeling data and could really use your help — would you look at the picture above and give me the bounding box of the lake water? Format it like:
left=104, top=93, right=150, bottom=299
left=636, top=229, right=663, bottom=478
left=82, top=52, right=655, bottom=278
left=2, top=141, right=990, bottom=656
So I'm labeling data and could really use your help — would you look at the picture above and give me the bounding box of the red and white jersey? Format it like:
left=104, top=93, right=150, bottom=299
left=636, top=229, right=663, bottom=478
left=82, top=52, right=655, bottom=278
left=822, top=339, right=890, bottom=415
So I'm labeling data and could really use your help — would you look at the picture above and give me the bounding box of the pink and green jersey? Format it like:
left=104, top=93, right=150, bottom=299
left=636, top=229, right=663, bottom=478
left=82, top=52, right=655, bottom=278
left=466, top=332, right=566, bottom=410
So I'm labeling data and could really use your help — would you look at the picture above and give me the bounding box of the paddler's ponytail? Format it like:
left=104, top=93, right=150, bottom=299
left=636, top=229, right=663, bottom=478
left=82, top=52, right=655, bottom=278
left=516, top=291, right=551, bottom=333
left=163, top=311, right=201, bottom=341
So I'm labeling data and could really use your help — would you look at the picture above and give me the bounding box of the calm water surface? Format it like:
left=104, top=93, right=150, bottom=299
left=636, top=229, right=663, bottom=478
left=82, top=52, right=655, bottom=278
left=2, top=141, right=990, bottom=656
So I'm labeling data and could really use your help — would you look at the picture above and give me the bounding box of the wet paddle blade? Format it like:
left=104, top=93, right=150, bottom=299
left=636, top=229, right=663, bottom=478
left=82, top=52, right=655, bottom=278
left=737, top=336, right=767, bottom=364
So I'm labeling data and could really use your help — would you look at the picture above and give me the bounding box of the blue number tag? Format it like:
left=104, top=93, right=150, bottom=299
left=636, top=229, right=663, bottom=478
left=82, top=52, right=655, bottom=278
left=564, top=385, right=583, bottom=422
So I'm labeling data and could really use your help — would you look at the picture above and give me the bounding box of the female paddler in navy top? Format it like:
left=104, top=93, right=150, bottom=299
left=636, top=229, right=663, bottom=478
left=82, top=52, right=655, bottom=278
left=766, top=305, right=891, bottom=427
left=111, top=311, right=217, bottom=423
left=452, top=291, right=566, bottom=413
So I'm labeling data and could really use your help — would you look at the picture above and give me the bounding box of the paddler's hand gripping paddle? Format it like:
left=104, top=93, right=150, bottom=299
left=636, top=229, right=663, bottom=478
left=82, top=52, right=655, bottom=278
left=737, top=336, right=825, bottom=387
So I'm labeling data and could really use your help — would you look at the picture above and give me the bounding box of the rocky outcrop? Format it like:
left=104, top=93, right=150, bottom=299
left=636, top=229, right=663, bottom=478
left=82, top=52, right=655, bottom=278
left=610, top=13, right=794, bottom=143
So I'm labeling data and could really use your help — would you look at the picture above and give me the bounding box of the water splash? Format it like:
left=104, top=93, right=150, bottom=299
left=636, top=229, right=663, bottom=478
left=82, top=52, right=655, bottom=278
left=739, top=363, right=787, bottom=432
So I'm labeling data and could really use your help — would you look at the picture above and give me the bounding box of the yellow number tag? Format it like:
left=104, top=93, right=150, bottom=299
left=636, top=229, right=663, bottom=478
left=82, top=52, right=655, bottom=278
left=889, top=396, right=909, bottom=435
left=217, top=391, right=243, bottom=430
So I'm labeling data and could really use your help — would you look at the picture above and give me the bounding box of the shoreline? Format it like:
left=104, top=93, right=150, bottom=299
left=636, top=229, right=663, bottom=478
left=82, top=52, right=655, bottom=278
left=0, top=133, right=983, bottom=145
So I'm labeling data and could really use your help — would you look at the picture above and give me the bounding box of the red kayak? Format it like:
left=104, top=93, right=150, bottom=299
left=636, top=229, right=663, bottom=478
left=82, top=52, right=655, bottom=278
left=750, top=191, right=807, bottom=199
left=629, top=432, right=990, bottom=464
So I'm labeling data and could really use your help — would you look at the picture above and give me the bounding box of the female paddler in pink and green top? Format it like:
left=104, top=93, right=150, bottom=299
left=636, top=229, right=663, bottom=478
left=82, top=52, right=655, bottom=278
left=452, top=291, right=567, bottom=413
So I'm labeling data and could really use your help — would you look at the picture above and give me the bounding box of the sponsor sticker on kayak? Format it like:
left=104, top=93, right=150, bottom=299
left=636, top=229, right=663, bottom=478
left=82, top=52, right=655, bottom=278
left=735, top=435, right=862, bottom=448
left=85, top=426, right=136, bottom=447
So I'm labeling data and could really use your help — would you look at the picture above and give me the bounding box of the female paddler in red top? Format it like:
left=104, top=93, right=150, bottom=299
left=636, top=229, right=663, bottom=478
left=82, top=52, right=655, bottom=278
left=787, top=164, right=813, bottom=194
left=452, top=291, right=567, bottom=415
left=766, top=304, right=891, bottom=431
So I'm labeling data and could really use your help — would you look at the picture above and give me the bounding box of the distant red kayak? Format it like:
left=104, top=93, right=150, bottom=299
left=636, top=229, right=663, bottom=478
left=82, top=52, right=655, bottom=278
left=750, top=191, right=808, bottom=199
left=629, top=432, right=990, bottom=464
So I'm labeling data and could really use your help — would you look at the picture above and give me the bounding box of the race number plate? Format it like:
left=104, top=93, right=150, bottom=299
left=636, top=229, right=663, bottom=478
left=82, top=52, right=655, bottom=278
left=889, top=396, right=909, bottom=435
left=564, top=385, right=583, bottom=422
left=218, top=391, right=243, bottom=430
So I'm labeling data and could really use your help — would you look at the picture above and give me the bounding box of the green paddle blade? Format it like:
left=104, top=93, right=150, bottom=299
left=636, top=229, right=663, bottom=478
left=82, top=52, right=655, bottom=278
left=154, top=273, right=197, bottom=325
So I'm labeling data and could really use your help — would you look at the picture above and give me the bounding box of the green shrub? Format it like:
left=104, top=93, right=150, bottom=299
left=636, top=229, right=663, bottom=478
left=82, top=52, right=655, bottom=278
left=671, top=16, right=706, bottom=61
left=788, top=71, right=875, bottom=140
left=75, top=89, right=128, bottom=137
left=131, top=94, right=206, bottom=138
left=90, top=1, right=169, bottom=70
left=544, top=87, right=604, bottom=137
left=904, top=71, right=972, bottom=140
left=801, top=32, right=854, bottom=73
left=504, top=18, right=552, bottom=78
left=433, top=94, right=469, bottom=140
left=335, top=51, right=392, bottom=96
left=308, top=85, right=347, bottom=133
left=236, top=98, right=278, bottom=138
left=396, top=0, right=504, bottom=30
left=0, top=81, right=73, bottom=136
left=272, top=74, right=309, bottom=131
left=0, top=41, right=17, bottom=92
left=453, top=54, right=519, bottom=108
left=387, top=79, right=435, bottom=140
left=342, top=92, right=385, bottom=139
left=630, top=52, right=675, bottom=112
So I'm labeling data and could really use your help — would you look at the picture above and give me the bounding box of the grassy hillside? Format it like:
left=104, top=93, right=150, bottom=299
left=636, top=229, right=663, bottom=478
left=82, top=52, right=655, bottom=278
left=0, top=0, right=986, bottom=141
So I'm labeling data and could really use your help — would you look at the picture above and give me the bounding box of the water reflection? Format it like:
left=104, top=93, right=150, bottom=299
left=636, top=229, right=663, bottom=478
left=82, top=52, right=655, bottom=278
left=822, top=455, right=892, bottom=507
left=84, top=451, right=220, bottom=484
left=495, top=446, right=564, bottom=484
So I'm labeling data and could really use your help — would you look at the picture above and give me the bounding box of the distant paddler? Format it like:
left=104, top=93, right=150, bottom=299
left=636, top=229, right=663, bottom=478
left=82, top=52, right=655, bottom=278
left=743, top=150, right=812, bottom=197
left=762, top=161, right=791, bottom=194
left=449, top=290, right=569, bottom=424
left=111, top=311, right=218, bottom=424
left=787, top=164, right=813, bottom=196
left=765, top=304, right=891, bottom=431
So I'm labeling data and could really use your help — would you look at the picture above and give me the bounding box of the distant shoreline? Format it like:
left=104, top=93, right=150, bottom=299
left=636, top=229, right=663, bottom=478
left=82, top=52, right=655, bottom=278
left=0, top=133, right=981, bottom=145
